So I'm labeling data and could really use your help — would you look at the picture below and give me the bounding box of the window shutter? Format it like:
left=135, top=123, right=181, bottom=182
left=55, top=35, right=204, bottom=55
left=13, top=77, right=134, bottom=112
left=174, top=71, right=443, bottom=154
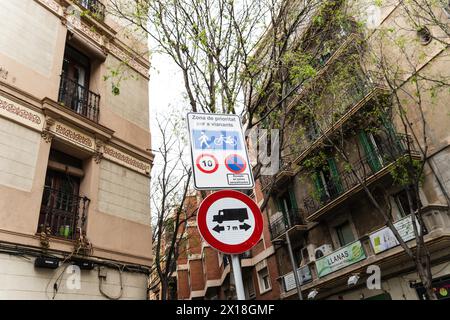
left=312, top=171, right=326, bottom=201
left=288, top=188, right=298, bottom=210
left=358, top=130, right=382, bottom=173
left=327, top=158, right=344, bottom=195
left=381, top=116, right=402, bottom=153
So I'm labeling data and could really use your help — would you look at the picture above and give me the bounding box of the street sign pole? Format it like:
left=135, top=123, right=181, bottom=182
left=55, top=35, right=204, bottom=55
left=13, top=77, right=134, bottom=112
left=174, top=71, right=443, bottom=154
left=231, top=254, right=245, bottom=300
left=188, top=113, right=260, bottom=302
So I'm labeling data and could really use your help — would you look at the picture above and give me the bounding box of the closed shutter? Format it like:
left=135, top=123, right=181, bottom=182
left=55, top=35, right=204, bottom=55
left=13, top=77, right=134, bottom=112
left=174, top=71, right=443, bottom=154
left=358, top=130, right=382, bottom=173
left=288, top=188, right=298, bottom=210
left=327, top=158, right=344, bottom=195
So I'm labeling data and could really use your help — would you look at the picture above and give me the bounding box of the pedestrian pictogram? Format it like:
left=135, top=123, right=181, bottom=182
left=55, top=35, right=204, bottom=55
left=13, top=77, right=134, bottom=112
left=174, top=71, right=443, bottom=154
left=196, top=154, right=219, bottom=174
left=225, top=154, right=247, bottom=174
left=197, top=190, right=263, bottom=254
left=187, top=113, right=254, bottom=190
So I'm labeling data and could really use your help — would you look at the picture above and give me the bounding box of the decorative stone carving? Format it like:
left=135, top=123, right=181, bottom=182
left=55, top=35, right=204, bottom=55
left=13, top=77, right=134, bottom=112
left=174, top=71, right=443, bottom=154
left=94, top=139, right=104, bottom=164
left=41, top=118, right=55, bottom=143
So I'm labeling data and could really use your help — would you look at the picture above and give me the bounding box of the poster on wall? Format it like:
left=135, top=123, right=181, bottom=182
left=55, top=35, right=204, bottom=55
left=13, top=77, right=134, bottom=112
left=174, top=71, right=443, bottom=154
left=369, top=215, right=417, bottom=254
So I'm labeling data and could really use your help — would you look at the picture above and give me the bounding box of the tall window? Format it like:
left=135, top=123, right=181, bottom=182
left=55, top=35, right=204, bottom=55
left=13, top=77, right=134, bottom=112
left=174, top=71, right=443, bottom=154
left=257, top=267, right=271, bottom=293
left=335, top=221, right=355, bottom=247
left=311, top=157, right=343, bottom=202
left=392, top=187, right=421, bottom=220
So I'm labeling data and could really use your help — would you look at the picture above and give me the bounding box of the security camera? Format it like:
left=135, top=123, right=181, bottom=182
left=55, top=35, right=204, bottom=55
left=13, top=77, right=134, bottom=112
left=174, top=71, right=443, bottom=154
left=307, top=289, right=318, bottom=300
left=348, top=274, right=360, bottom=287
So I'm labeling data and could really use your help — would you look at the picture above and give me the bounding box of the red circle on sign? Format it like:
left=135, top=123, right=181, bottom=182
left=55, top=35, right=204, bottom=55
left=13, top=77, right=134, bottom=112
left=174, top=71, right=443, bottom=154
left=224, top=154, right=247, bottom=174
left=197, top=190, right=263, bottom=254
left=196, top=154, right=219, bottom=174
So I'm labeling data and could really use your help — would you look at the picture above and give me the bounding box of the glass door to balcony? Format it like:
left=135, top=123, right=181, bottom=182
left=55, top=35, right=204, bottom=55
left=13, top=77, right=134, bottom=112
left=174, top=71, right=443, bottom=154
left=311, top=157, right=344, bottom=203
left=60, top=45, right=91, bottom=116
left=276, top=188, right=298, bottom=227
left=358, top=130, right=383, bottom=173
left=39, top=170, right=81, bottom=239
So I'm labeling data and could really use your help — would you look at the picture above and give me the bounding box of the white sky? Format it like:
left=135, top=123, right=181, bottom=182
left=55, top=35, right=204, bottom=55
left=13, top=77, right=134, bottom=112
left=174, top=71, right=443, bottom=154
left=148, top=52, right=186, bottom=169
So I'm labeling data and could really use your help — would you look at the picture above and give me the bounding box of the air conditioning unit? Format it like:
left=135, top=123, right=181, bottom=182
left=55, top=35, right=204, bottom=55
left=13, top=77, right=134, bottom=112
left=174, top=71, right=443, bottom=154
left=314, top=244, right=333, bottom=259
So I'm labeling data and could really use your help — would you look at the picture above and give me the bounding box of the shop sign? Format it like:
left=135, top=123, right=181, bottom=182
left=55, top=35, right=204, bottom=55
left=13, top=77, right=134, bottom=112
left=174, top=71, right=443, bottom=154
left=315, top=241, right=366, bottom=278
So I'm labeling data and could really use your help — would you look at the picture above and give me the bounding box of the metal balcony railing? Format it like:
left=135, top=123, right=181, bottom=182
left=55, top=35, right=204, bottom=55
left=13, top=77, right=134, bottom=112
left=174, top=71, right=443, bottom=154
left=58, top=74, right=100, bottom=122
left=270, top=209, right=306, bottom=240
left=78, top=0, right=106, bottom=21
left=38, top=187, right=90, bottom=240
left=303, top=134, right=419, bottom=217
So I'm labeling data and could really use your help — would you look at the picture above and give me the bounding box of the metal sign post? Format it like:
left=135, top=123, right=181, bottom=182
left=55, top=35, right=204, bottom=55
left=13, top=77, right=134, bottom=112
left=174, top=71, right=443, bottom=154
left=188, top=113, right=260, bottom=301
left=231, top=255, right=245, bottom=300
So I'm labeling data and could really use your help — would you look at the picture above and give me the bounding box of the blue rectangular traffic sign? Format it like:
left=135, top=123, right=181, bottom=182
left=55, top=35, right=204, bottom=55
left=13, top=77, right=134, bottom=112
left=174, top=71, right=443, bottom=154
left=192, top=130, right=243, bottom=151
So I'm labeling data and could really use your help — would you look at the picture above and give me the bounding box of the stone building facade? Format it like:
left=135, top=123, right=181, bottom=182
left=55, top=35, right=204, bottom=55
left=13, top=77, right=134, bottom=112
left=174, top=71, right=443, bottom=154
left=0, top=0, right=153, bottom=299
left=252, top=0, right=450, bottom=300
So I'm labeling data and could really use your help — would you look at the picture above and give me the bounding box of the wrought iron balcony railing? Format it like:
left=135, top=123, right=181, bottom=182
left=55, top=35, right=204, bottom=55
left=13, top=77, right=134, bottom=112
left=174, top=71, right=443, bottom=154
left=303, top=134, right=419, bottom=218
left=270, top=209, right=306, bottom=240
left=78, top=0, right=106, bottom=21
left=58, top=74, right=100, bottom=122
left=38, top=187, right=90, bottom=240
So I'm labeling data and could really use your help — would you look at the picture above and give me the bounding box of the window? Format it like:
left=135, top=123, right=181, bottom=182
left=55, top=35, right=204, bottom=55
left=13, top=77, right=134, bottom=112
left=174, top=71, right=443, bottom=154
left=311, top=158, right=344, bottom=203
left=244, top=275, right=256, bottom=299
left=392, top=188, right=421, bottom=220
left=257, top=267, right=271, bottom=293
left=58, top=45, right=100, bottom=122
left=38, top=149, right=89, bottom=239
left=417, top=26, right=432, bottom=45
left=335, top=221, right=355, bottom=247
left=443, top=1, right=450, bottom=18
left=305, top=117, right=320, bottom=142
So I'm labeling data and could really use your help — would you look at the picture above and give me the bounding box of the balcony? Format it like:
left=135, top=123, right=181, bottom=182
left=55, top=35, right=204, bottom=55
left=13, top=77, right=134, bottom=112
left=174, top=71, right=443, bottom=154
left=78, top=0, right=106, bottom=21
left=58, top=74, right=100, bottom=122
left=270, top=209, right=307, bottom=241
left=293, top=78, right=390, bottom=166
left=303, top=134, right=421, bottom=221
left=38, top=187, right=90, bottom=240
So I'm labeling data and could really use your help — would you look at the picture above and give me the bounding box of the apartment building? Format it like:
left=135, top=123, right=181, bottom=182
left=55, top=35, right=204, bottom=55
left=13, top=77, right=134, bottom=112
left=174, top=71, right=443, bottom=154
left=252, top=0, right=450, bottom=300
left=0, top=0, right=153, bottom=299
left=175, top=185, right=282, bottom=300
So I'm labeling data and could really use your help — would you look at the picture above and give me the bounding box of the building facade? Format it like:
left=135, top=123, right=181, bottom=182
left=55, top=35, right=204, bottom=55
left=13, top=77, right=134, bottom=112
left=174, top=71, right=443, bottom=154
left=175, top=186, right=282, bottom=300
left=0, top=0, right=153, bottom=299
left=252, top=0, right=450, bottom=300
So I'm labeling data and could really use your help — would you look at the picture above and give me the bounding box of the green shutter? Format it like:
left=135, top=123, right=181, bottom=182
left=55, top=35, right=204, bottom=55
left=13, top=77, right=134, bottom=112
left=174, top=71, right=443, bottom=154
left=312, top=171, right=326, bottom=201
left=288, top=188, right=298, bottom=210
left=276, top=197, right=284, bottom=213
left=381, top=116, right=402, bottom=153
left=358, top=130, right=382, bottom=173
left=327, top=158, right=344, bottom=195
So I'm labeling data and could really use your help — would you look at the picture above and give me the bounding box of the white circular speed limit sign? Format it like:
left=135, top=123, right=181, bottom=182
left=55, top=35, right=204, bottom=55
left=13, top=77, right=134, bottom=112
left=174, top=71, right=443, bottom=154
left=195, top=153, right=219, bottom=174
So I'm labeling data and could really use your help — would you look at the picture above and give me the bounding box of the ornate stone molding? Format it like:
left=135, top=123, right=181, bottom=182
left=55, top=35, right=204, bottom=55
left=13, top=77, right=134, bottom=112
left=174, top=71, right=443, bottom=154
left=36, top=0, right=150, bottom=78
left=41, top=117, right=55, bottom=143
left=103, top=144, right=151, bottom=176
left=94, top=139, right=104, bottom=164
